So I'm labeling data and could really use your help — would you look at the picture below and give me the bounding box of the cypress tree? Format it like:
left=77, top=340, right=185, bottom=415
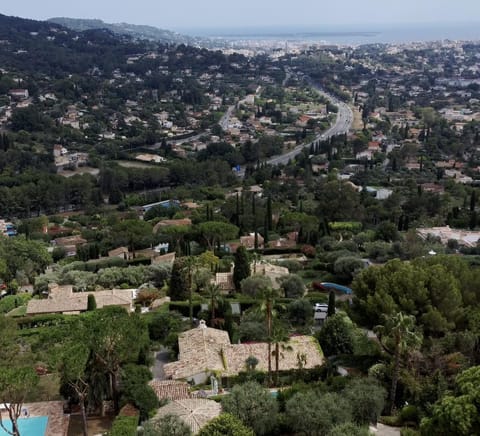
left=267, top=196, right=273, bottom=230
left=263, top=214, right=269, bottom=245
left=470, top=190, right=476, bottom=212
left=236, top=193, right=240, bottom=226
left=87, top=294, right=97, bottom=311
left=470, top=211, right=477, bottom=230
left=170, top=258, right=189, bottom=301
left=327, top=291, right=336, bottom=317
left=233, top=246, right=250, bottom=292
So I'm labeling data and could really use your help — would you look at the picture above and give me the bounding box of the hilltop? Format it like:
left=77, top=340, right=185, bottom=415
left=48, top=16, right=199, bottom=45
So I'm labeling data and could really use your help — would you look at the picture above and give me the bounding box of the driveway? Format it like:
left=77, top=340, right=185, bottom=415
left=370, top=423, right=401, bottom=436
left=152, top=347, right=170, bottom=380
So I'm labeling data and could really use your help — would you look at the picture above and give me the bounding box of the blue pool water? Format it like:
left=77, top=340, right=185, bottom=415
left=0, top=416, right=48, bottom=436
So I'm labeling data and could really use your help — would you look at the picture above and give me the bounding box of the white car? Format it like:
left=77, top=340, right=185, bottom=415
left=314, top=303, right=328, bottom=312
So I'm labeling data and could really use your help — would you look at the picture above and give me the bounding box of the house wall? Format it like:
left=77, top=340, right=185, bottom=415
left=188, top=372, right=209, bottom=385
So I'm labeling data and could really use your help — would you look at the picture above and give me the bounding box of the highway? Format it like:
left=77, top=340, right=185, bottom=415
left=236, top=83, right=353, bottom=177
left=219, top=104, right=235, bottom=131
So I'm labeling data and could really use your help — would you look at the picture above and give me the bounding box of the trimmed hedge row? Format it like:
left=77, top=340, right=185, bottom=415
left=221, top=366, right=326, bottom=389
left=16, top=313, right=70, bottom=329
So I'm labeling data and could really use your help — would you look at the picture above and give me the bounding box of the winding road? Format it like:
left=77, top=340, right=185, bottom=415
left=236, top=80, right=353, bottom=177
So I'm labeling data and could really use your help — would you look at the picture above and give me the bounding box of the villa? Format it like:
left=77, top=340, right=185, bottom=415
left=164, top=321, right=323, bottom=385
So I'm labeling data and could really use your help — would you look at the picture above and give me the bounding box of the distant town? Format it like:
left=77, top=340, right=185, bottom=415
left=0, top=11, right=479, bottom=436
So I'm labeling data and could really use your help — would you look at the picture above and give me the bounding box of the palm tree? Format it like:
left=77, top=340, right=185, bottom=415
left=271, top=322, right=291, bottom=386
left=183, top=256, right=199, bottom=328
left=259, top=287, right=279, bottom=386
left=206, top=283, right=221, bottom=327
left=375, top=312, right=422, bottom=414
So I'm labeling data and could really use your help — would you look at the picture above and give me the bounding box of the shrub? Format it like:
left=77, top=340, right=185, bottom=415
left=143, top=414, right=191, bottom=436
left=286, top=391, right=352, bottom=435
left=110, top=415, right=139, bottom=436
left=278, top=274, right=306, bottom=299
left=221, top=381, right=278, bottom=435
left=316, top=314, right=355, bottom=356
left=198, top=413, right=254, bottom=436
left=399, top=405, right=419, bottom=425
left=0, top=294, right=31, bottom=314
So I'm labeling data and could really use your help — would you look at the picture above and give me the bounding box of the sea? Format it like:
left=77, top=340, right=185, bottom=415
left=181, top=22, right=480, bottom=45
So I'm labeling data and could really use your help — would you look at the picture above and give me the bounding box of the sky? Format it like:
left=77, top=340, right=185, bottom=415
left=2, top=0, right=480, bottom=31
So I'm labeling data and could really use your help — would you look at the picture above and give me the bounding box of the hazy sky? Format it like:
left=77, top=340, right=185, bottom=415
left=2, top=0, right=480, bottom=30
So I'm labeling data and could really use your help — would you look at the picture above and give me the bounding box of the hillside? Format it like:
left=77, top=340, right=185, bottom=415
left=0, top=14, right=150, bottom=77
left=48, top=17, right=198, bottom=45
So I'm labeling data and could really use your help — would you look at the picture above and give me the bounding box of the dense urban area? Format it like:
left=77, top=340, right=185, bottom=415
left=1, top=11, right=480, bottom=436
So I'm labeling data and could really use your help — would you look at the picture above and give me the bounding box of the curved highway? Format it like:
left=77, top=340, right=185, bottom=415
left=237, top=82, right=353, bottom=176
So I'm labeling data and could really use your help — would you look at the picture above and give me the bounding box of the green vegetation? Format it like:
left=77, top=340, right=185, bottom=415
left=1, top=11, right=480, bottom=436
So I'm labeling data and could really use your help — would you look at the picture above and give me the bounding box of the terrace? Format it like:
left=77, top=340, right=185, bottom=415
left=0, top=401, right=68, bottom=436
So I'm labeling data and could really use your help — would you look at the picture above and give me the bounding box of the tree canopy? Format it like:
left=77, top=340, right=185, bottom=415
left=198, top=413, right=254, bottom=436
left=221, top=381, right=278, bottom=436
left=420, top=366, right=480, bottom=436
left=351, top=257, right=473, bottom=335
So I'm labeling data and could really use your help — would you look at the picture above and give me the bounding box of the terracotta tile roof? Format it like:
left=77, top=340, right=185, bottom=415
left=94, top=289, right=133, bottom=310
left=164, top=323, right=324, bottom=381
left=152, top=252, right=176, bottom=264
left=164, top=323, right=230, bottom=379
left=223, top=335, right=324, bottom=376
left=108, top=246, right=129, bottom=257
left=26, top=294, right=87, bottom=315
left=154, top=218, right=192, bottom=233
left=26, top=289, right=134, bottom=315
left=149, top=380, right=191, bottom=401
left=153, top=399, right=221, bottom=434
left=52, top=235, right=87, bottom=247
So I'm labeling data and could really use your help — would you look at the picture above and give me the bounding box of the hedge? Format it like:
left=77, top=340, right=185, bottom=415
left=85, top=257, right=126, bottom=272
left=109, top=415, right=139, bottom=436
left=126, top=257, right=152, bottom=267
left=109, top=404, right=139, bottom=436
left=16, top=313, right=70, bottom=329
left=221, top=366, right=325, bottom=388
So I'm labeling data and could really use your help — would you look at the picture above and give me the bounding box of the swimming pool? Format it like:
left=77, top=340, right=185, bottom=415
left=0, top=416, right=48, bottom=436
